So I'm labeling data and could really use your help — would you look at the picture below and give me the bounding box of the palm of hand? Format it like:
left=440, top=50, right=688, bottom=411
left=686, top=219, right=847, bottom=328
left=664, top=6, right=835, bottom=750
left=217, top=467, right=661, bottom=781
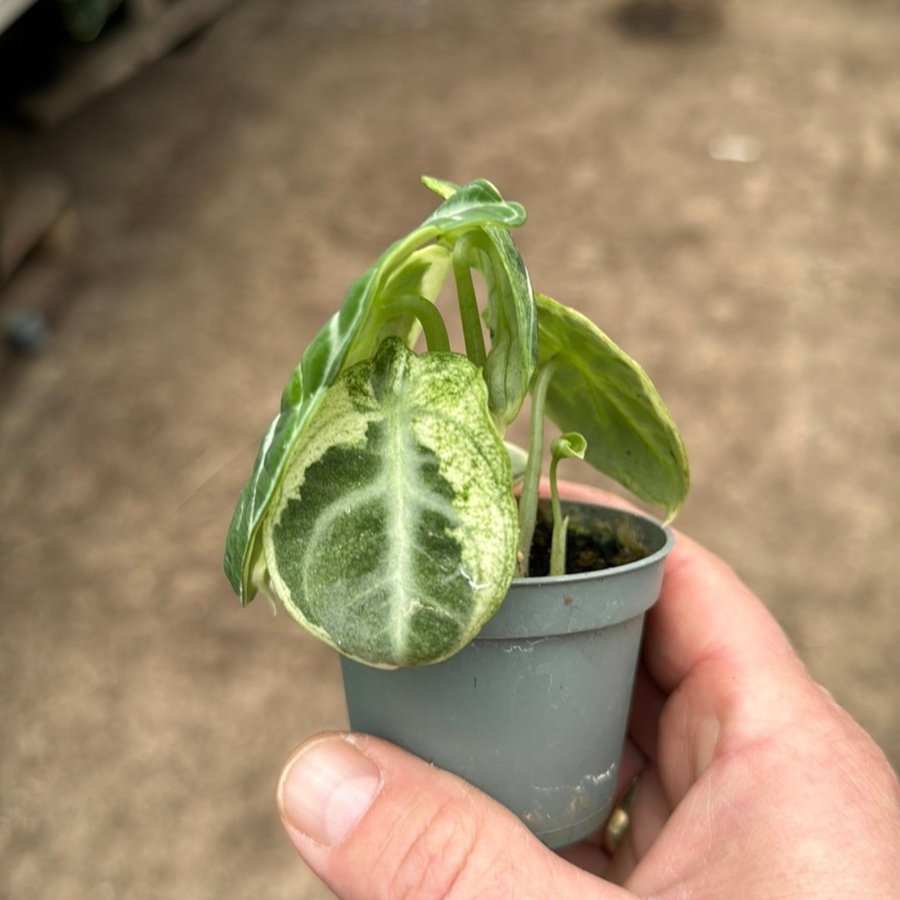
left=561, top=543, right=900, bottom=897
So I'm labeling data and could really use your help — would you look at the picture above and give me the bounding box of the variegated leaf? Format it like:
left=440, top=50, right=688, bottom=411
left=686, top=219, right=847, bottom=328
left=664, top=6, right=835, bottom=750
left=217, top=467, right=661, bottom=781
left=263, top=338, right=517, bottom=668
left=224, top=181, right=528, bottom=604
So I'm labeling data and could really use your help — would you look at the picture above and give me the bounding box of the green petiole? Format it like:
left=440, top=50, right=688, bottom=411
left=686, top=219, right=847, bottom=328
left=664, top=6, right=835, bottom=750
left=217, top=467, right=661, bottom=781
left=515, top=357, right=559, bottom=577
left=452, top=242, right=487, bottom=368
left=549, top=432, right=587, bottom=576
left=381, top=295, right=451, bottom=353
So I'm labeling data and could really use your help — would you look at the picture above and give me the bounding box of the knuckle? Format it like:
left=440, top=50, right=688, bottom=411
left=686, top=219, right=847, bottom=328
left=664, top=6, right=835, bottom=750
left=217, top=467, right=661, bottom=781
left=387, top=796, right=496, bottom=900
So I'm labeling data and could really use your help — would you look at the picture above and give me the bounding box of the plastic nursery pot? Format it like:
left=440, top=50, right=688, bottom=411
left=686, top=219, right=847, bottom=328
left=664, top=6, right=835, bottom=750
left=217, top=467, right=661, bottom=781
left=340, top=500, right=674, bottom=850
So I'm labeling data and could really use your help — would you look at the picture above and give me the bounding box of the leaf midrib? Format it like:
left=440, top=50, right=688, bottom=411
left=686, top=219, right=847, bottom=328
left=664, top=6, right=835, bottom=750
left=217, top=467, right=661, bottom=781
left=298, top=398, right=462, bottom=659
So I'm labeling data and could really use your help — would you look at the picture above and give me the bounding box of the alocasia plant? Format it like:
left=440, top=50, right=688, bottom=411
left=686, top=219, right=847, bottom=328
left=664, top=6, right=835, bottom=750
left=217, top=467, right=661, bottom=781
left=224, top=177, right=688, bottom=668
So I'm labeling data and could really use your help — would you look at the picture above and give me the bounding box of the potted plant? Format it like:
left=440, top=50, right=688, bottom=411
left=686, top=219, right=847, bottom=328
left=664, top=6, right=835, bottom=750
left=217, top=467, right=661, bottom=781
left=224, top=177, right=689, bottom=849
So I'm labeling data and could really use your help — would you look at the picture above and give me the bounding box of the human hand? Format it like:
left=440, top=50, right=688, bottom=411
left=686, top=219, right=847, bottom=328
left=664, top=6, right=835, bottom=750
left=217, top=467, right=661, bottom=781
left=276, top=487, right=900, bottom=898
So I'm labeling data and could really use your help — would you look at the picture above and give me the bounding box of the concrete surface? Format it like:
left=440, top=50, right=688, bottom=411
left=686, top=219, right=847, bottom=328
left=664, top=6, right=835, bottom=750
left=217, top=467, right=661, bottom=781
left=1, top=1, right=898, bottom=897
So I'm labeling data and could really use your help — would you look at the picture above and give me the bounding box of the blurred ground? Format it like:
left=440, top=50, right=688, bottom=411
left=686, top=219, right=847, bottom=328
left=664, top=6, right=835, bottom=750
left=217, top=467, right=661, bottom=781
left=1, top=0, right=898, bottom=897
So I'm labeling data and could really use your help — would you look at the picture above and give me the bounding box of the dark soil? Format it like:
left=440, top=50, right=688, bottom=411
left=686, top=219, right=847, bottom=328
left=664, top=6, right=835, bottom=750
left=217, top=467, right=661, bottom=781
left=528, top=505, right=648, bottom=576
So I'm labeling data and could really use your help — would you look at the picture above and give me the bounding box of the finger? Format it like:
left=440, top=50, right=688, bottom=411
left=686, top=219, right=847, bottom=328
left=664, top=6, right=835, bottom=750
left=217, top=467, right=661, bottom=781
left=627, top=664, right=666, bottom=762
left=642, top=533, right=822, bottom=806
left=559, top=734, right=648, bottom=874
left=646, top=532, right=800, bottom=695
left=277, top=732, right=634, bottom=900
left=604, top=766, right=671, bottom=885
left=558, top=764, right=672, bottom=885
left=554, top=479, right=642, bottom=512
left=551, top=484, right=801, bottom=698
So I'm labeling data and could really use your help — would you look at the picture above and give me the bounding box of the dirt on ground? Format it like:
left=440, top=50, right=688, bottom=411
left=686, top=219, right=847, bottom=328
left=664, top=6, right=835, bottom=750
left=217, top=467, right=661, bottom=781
left=1, top=1, right=898, bottom=897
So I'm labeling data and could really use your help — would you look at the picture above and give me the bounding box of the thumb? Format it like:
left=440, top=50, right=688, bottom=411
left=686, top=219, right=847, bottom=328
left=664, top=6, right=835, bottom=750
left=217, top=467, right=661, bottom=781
left=277, top=731, right=630, bottom=900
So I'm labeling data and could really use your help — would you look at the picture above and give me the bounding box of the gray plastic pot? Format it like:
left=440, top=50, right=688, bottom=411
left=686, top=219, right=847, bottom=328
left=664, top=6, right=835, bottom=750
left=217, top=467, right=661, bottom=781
left=341, top=501, right=673, bottom=849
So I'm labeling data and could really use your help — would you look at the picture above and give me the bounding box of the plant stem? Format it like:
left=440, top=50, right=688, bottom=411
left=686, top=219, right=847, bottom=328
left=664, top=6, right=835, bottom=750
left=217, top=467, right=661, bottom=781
left=515, top=357, right=559, bottom=577
left=547, top=432, right=586, bottom=577
left=549, top=454, right=568, bottom=577
left=382, top=295, right=451, bottom=353
left=452, top=243, right=487, bottom=367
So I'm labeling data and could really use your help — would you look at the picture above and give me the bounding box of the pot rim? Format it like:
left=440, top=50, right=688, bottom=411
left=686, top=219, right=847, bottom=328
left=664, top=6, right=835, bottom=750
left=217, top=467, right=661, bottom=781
left=474, top=500, right=675, bottom=639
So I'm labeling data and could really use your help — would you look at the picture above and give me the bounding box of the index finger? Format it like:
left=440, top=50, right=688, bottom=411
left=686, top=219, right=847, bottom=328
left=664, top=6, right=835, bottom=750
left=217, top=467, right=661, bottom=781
left=644, top=532, right=798, bottom=695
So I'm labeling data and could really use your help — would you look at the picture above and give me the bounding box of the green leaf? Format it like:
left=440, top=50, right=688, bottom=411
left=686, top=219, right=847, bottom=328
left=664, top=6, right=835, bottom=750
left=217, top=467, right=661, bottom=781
left=420, top=175, right=459, bottom=200
left=224, top=181, right=529, bottom=604
left=536, top=292, right=689, bottom=520
left=262, top=338, right=517, bottom=668
left=423, top=176, right=538, bottom=428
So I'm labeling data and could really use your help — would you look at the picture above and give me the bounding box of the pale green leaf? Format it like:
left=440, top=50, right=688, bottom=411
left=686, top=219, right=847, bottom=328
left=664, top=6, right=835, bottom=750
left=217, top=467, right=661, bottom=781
left=551, top=431, right=587, bottom=462
left=536, top=292, right=689, bottom=520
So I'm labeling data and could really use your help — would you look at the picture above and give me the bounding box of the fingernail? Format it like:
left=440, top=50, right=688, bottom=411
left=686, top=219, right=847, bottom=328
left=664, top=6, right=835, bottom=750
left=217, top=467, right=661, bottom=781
left=278, top=737, right=381, bottom=847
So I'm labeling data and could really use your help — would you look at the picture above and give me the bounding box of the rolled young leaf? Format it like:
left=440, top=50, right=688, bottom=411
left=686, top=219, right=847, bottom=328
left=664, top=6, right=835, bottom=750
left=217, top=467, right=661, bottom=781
left=549, top=432, right=588, bottom=576
left=262, top=338, right=518, bottom=668
left=422, top=176, right=538, bottom=429
left=536, top=292, right=689, bottom=520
